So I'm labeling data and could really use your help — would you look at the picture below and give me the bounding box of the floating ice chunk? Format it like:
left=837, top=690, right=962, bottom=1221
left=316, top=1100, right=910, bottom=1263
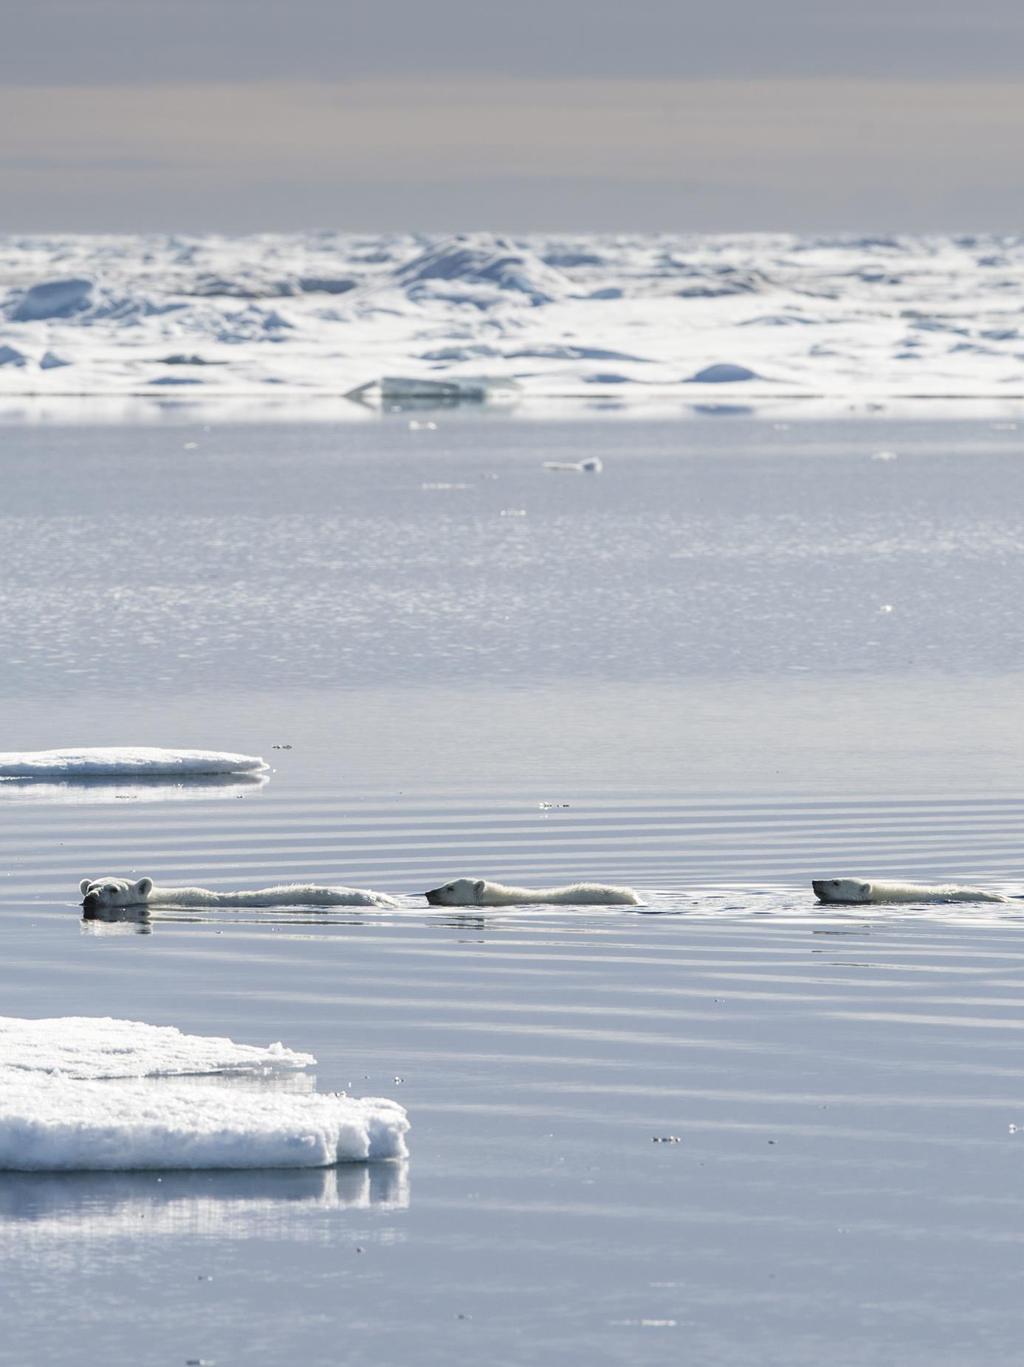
left=687, top=363, right=761, bottom=383
left=0, top=1072, right=409, bottom=1170
left=0, top=1014, right=315, bottom=1080
left=9, top=277, right=93, bottom=321
left=0, top=1016, right=409, bottom=1171
left=348, top=375, right=520, bottom=404
left=543, top=457, right=603, bottom=473
left=871, top=449, right=898, bottom=461
left=0, top=345, right=26, bottom=367
left=0, top=747, right=268, bottom=778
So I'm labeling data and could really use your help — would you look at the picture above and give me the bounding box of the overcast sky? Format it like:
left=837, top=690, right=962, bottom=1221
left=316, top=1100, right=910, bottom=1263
left=2, top=0, right=1023, bottom=231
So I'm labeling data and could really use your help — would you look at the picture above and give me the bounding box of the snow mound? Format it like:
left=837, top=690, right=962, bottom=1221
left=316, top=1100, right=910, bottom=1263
left=687, top=362, right=761, bottom=383
left=0, top=1016, right=409, bottom=1170
left=391, top=235, right=569, bottom=305
left=0, top=1014, right=314, bottom=1079
left=10, top=278, right=93, bottom=321
left=0, top=1073, right=409, bottom=1170
left=0, top=747, right=268, bottom=778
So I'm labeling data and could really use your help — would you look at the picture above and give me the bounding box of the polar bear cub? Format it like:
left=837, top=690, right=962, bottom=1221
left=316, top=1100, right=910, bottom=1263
left=80, top=876, right=398, bottom=911
left=424, top=878, right=642, bottom=907
left=812, top=877, right=1007, bottom=905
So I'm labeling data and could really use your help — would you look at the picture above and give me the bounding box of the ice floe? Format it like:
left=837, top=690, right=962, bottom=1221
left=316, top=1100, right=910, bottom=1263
left=0, top=1017, right=409, bottom=1171
left=0, top=1014, right=314, bottom=1078
left=0, top=747, right=268, bottom=778
left=3, top=231, right=1024, bottom=405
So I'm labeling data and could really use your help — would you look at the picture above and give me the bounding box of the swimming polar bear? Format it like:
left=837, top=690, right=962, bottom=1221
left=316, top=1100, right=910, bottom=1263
left=424, top=878, right=642, bottom=907
left=812, top=878, right=1008, bottom=905
left=80, top=877, right=398, bottom=912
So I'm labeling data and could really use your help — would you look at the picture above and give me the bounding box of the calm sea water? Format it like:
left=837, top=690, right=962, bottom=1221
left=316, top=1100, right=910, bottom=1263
left=2, top=412, right=1024, bottom=1365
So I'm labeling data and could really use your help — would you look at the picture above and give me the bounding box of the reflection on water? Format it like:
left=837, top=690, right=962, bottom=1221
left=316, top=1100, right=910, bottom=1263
left=0, top=1162, right=410, bottom=1238
left=81, top=905, right=152, bottom=935
left=0, top=772, right=268, bottom=804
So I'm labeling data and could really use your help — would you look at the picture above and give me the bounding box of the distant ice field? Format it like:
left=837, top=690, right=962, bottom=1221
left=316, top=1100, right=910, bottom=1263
left=3, top=415, right=1024, bottom=1365
left=2, top=231, right=1024, bottom=404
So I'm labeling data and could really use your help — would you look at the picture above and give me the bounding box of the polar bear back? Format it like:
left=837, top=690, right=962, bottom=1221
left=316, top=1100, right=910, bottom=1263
left=813, top=877, right=1007, bottom=905
left=80, top=877, right=398, bottom=909
left=425, top=878, right=642, bottom=907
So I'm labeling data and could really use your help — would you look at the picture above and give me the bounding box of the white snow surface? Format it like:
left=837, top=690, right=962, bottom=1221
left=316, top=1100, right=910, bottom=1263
left=0, top=747, right=267, bottom=777
left=0, top=1014, right=314, bottom=1078
left=0, top=1016, right=409, bottom=1170
left=2, top=231, right=1024, bottom=402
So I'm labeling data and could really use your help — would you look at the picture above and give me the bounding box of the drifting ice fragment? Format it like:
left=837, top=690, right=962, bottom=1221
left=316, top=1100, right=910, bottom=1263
left=347, top=375, right=521, bottom=404
left=543, top=458, right=603, bottom=473
left=0, top=747, right=268, bottom=778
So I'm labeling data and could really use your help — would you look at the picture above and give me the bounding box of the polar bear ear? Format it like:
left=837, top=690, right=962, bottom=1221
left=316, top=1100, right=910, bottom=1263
left=473, top=880, right=486, bottom=897
left=134, top=877, right=153, bottom=897
left=80, top=879, right=93, bottom=895
left=859, top=882, right=872, bottom=899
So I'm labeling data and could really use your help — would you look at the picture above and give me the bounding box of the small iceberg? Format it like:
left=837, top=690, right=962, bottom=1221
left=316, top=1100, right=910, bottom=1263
left=0, top=1017, right=409, bottom=1171
left=543, top=457, right=603, bottom=473
left=0, top=747, right=268, bottom=779
left=346, top=375, right=521, bottom=405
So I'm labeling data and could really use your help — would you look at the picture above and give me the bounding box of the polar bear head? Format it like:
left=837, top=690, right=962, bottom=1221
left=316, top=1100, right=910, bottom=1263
left=80, top=876, right=154, bottom=911
left=812, top=878, right=872, bottom=904
left=425, top=878, right=486, bottom=906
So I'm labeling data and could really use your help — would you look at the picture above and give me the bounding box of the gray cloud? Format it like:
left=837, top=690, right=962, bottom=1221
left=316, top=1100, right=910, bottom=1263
left=6, top=0, right=1024, bottom=83
left=1, top=77, right=1023, bottom=232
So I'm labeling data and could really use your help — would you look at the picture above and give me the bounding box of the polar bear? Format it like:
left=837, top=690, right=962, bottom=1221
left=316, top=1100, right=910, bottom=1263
left=812, top=877, right=1008, bottom=905
left=80, top=876, right=398, bottom=911
left=424, top=878, right=642, bottom=907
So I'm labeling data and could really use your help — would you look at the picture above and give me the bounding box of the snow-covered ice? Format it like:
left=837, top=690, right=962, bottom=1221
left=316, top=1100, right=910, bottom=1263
left=0, top=747, right=268, bottom=778
left=3, top=231, right=1024, bottom=404
left=0, top=1015, right=314, bottom=1079
left=0, top=1017, right=409, bottom=1171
